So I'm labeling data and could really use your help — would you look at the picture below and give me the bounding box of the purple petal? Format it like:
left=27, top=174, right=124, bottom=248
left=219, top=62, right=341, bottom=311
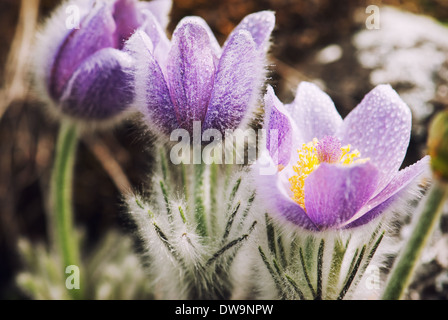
left=224, top=11, right=275, bottom=51
left=175, top=16, right=222, bottom=61
left=305, top=162, right=379, bottom=229
left=127, top=30, right=178, bottom=134
left=343, top=195, right=398, bottom=230
left=338, top=85, right=412, bottom=194
left=203, top=30, right=262, bottom=133
left=58, top=48, right=134, bottom=120
left=50, top=3, right=118, bottom=100
left=255, top=152, right=318, bottom=231
left=264, top=86, right=293, bottom=167
left=286, top=82, right=343, bottom=144
left=138, top=9, right=171, bottom=71
left=137, top=0, right=172, bottom=30
left=167, top=18, right=216, bottom=133
left=112, top=0, right=141, bottom=49
left=343, top=155, right=430, bottom=228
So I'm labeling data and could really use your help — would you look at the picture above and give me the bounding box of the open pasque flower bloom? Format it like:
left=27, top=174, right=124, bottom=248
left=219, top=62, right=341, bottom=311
left=256, top=82, right=429, bottom=231
left=35, top=0, right=172, bottom=121
left=126, top=10, right=275, bottom=137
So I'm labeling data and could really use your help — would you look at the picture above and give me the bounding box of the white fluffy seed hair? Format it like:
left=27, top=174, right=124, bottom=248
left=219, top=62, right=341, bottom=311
left=31, top=0, right=140, bottom=131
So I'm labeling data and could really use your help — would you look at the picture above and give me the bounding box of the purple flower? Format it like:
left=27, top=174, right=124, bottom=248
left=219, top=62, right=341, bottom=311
left=256, top=82, right=429, bottom=231
left=126, top=11, right=275, bottom=137
left=35, top=0, right=172, bottom=121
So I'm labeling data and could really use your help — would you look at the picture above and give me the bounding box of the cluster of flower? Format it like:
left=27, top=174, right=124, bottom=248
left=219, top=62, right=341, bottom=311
left=32, top=0, right=430, bottom=300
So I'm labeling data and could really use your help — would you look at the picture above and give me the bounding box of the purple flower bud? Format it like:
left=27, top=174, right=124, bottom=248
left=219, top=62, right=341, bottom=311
left=127, top=11, right=275, bottom=137
left=256, top=82, right=430, bottom=231
left=427, top=110, right=448, bottom=182
left=35, top=0, right=172, bottom=122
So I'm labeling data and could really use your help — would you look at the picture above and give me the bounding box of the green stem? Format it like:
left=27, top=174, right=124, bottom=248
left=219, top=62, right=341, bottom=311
left=194, top=163, right=207, bottom=237
left=181, top=163, right=189, bottom=208
left=50, top=121, right=81, bottom=299
left=209, top=162, right=218, bottom=233
left=382, top=180, right=448, bottom=300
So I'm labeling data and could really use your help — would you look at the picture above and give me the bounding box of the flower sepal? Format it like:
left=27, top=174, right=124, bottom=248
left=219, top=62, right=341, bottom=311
left=248, top=215, right=387, bottom=300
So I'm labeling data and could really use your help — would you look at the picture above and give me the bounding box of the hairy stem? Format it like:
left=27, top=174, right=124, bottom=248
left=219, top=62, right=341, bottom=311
left=50, top=121, right=81, bottom=299
left=194, top=163, right=207, bottom=237
left=382, top=180, right=448, bottom=300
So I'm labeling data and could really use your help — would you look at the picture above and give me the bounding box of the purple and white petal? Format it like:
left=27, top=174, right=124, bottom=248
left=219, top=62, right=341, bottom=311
left=338, top=84, right=412, bottom=195
left=167, top=18, right=216, bottom=133
left=304, top=162, right=379, bottom=229
left=138, top=9, right=171, bottom=72
left=286, top=82, right=343, bottom=144
left=173, top=16, right=221, bottom=61
left=255, top=151, right=319, bottom=231
left=137, top=0, right=172, bottom=30
left=342, top=195, right=398, bottom=229
left=203, top=30, right=261, bottom=134
left=127, top=30, right=178, bottom=134
left=50, top=3, right=118, bottom=100
left=224, top=11, right=275, bottom=51
left=264, top=86, right=293, bottom=167
left=343, top=155, right=430, bottom=228
left=59, top=48, right=134, bottom=120
left=112, top=0, right=141, bottom=49
left=35, top=0, right=94, bottom=94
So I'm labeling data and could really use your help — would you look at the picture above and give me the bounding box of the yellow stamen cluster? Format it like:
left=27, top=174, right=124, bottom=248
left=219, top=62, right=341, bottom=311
left=289, top=139, right=319, bottom=209
left=340, top=145, right=362, bottom=165
left=289, top=138, right=367, bottom=210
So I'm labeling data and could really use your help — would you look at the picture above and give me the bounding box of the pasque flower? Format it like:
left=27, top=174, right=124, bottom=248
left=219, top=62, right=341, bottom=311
left=256, top=82, right=429, bottom=231
left=35, top=0, right=172, bottom=121
left=126, top=10, right=275, bottom=137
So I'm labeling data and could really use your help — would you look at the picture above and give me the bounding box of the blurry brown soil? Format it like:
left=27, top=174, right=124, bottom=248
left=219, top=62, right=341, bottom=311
left=0, top=0, right=447, bottom=299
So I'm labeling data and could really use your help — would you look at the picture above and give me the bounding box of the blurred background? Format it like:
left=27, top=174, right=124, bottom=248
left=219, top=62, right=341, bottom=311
left=1, top=0, right=448, bottom=299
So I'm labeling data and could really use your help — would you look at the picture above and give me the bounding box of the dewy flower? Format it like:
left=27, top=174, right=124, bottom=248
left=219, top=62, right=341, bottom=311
left=35, top=0, right=172, bottom=121
left=126, top=11, right=275, bottom=137
left=256, top=82, right=429, bottom=231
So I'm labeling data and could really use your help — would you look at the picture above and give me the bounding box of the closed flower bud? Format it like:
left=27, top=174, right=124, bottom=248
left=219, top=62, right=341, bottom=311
left=34, top=0, right=172, bottom=123
left=428, top=110, right=448, bottom=181
left=127, top=11, right=275, bottom=139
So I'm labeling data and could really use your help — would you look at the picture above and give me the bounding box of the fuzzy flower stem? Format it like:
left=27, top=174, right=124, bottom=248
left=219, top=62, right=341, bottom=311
left=382, top=180, right=448, bottom=300
left=181, top=163, right=189, bottom=206
left=194, top=163, right=207, bottom=238
left=209, top=162, right=219, bottom=233
left=50, top=120, right=82, bottom=299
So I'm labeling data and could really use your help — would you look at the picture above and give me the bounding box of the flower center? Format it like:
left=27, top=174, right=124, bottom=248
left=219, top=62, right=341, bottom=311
left=289, top=136, right=368, bottom=210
